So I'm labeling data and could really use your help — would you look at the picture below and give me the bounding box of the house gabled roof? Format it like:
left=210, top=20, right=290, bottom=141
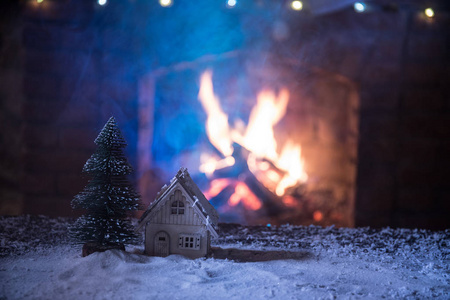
left=136, top=168, right=219, bottom=236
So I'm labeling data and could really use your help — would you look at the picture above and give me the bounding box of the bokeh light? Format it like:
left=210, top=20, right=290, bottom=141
left=425, top=8, right=434, bottom=18
left=354, top=2, right=366, bottom=13
left=159, top=0, right=173, bottom=7
left=227, top=0, right=236, bottom=8
left=290, top=1, right=303, bottom=11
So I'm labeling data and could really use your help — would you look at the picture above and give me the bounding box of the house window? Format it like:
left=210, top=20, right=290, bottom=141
left=171, top=201, right=184, bottom=215
left=178, top=234, right=200, bottom=250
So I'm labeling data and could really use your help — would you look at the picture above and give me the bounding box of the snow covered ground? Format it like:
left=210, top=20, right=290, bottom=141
left=1, top=216, right=449, bottom=299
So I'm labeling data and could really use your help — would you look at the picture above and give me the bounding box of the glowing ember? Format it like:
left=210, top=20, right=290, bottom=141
left=203, top=178, right=233, bottom=199
left=229, top=182, right=262, bottom=210
left=282, top=195, right=297, bottom=207
left=198, top=70, right=308, bottom=209
left=313, top=210, right=323, bottom=222
left=204, top=179, right=262, bottom=211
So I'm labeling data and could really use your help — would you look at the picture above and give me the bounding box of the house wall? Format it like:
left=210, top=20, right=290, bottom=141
left=149, top=187, right=204, bottom=226
left=145, top=223, right=209, bottom=259
left=143, top=184, right=211, bottom=258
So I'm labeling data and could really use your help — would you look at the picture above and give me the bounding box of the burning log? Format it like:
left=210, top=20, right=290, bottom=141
left=208, top=143, right=249, bottom=179
left=209, top=143, right=286, bottom=217
left=208, top=185, right=236, bottom=208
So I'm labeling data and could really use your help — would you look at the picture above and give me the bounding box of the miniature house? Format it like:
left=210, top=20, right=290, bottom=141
left=136, top=168, right=219, bottom=259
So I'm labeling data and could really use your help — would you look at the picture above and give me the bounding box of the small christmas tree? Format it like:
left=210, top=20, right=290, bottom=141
left=70, top=117, right=141, bottom=256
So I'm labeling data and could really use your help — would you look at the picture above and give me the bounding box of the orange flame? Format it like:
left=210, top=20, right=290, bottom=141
left=199, top=153, right=235, bottom=177
left=198, top=70, right=234, bottom=157
left=240, top=89, right=289, bottom=161
left=276, top=142, right=308, bottom=196
left=198, top=70, right=308, bottom=208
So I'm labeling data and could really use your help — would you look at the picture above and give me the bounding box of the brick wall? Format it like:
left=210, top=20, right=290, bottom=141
left=0, top=2, right=24, bottom=215
left=353, top=9, right=450, bottom=229
left=19, top=0, right=141, bottom=217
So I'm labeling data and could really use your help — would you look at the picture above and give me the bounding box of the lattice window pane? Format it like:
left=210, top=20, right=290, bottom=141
left=178, top=234, right=201, bottom=250
left=171, top=200, right=185, bottom=215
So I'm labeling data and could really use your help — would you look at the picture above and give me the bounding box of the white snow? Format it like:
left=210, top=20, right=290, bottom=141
left=192, top=196, right=199, bottom=207
left=0, top=217, right=449, bottom=299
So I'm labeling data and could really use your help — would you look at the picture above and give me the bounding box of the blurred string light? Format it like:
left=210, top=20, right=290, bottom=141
left=290, top=0, right=303, bottom=11
left=425, top=7, right=435, bottom=18
left=27, top=0, right=445, bottom=21
left=353, top=2, right=366, bottom=13
left=159, top=0, right=172, bottom=7
left=227, top=0, right=237, bottom=8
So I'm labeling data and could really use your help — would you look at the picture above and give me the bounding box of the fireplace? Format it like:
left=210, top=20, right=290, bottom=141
left=2, top=0, right=449, bottom=230
left=137, top=52, right=358, bottom=226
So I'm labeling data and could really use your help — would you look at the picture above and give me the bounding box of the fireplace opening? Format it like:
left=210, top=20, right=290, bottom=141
left=138, top=53, right=358, bottom=226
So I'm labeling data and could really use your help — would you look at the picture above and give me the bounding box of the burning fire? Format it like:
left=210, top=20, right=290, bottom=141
left=198, top=70, right=308, bottom=210
left=198, top=71, right=234, bottom=157
left=203, top=178, right=261, bottom=211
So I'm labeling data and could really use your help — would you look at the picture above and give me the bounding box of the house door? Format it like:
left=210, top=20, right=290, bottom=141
left=154, top=231, right=170, bottom=257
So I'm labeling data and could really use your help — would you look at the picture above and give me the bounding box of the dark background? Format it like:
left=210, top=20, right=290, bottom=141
left=1, top=0, right=449, bottom=229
